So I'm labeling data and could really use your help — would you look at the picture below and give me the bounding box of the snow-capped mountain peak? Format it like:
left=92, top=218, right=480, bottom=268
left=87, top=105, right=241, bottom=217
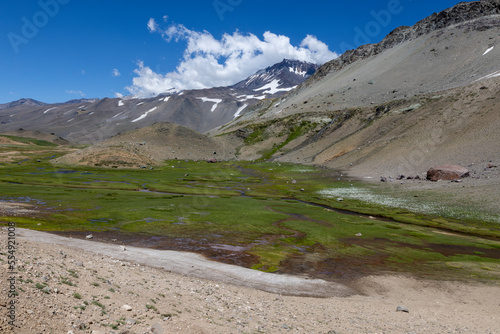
left=231, top=59, right=319, bottom=91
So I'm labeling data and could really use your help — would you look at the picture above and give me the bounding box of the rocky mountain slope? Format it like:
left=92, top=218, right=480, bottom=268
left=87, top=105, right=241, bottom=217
left=0, top=60, right=318, bottom=143
left=304, top=0, right=500, bottom=88
left=216, top=0, right=500, bottom=165
left=226, top=17, right=500, bottom=127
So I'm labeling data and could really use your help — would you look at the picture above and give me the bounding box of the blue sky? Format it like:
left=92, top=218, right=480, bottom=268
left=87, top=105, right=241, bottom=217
left=0, top=0, right=464, bottom=103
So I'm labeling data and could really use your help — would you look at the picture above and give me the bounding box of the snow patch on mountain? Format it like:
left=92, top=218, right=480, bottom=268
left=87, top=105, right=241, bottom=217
left=474, top=70, right=500, bottom=82
left=197, top=97, right=222, bottom=112
left=118, top=100, right=124, bottom=107
left=132, top=107, right=158, bottom=122
left=237, top=95, right=266, bottom=102
left=234, top=104, right=248, bottom=118
left=289, top=67, right=307, bottom=76
left=255, top=79, right=296, bottom=95
left=483, top=46, right=494, bottom=56
left=43, top=107, right=58, bottom=114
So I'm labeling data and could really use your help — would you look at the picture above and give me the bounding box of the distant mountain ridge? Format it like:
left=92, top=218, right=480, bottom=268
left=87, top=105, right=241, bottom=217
left=0, top=98, right=100, bottom=110
left=0, top=59, right=318, bottom=143
left=60, top=98, right=99, bottom=105
left=0, top=98, right=46, bottom=110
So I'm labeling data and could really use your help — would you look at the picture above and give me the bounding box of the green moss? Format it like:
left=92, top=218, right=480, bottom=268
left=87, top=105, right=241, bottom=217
left=250, top=244, right=286, bottom=273
left=259, top=122, right=307, bottom=160
left=0, top=150, right=498, bottom=280
left=243, top=124, right=269, bottom=145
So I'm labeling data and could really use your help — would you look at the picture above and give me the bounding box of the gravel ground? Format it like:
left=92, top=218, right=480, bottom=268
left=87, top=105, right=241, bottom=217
left=1, top=227, right=499, bottom=334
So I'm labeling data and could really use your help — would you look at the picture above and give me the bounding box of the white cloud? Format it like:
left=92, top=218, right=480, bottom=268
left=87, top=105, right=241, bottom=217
left=147, top=18, right=158, bottom=33
left=126, top=19, right=338, bottom=98
left=66, top=90, right=85, bottom=97
left=115, top=92, right=124, bottom=98
left=112, top=69, right=121, bottom=77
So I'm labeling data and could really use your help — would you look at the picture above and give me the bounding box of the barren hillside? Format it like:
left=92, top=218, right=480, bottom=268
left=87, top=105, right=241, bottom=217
left=55, top=123, right=241, bottom=168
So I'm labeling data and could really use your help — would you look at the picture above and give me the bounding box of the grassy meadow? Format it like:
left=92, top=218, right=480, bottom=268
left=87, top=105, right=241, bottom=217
left=1, top=138, right=499, bottom=281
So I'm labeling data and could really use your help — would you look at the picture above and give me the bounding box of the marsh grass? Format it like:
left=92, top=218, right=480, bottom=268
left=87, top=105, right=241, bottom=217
left=0, top=148, right=499, bottom=280
left=318, top=185, right=500, bottom=238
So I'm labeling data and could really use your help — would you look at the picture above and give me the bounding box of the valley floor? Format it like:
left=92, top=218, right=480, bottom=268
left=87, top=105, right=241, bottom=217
left=1, top=227, right=499, bottom=334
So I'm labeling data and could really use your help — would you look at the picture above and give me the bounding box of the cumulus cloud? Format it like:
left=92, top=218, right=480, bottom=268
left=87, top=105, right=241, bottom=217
left=112, top=69, right=121, bottom=77
left=126, top=19, right=338, bottom=98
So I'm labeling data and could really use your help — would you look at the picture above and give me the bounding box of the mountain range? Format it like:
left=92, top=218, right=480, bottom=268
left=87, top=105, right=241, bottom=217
left=0, top=59, right=318, bottom=143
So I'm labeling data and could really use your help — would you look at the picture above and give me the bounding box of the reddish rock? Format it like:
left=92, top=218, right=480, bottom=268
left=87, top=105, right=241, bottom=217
left=426, top=165, right=469, bottom=181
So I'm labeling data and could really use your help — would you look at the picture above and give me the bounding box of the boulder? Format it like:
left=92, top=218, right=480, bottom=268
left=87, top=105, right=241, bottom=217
left=426, top=165, right=469, bottom=181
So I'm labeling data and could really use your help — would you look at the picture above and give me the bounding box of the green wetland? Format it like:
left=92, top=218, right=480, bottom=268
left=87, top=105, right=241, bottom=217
left=1, top=141, right=499, bottom=283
